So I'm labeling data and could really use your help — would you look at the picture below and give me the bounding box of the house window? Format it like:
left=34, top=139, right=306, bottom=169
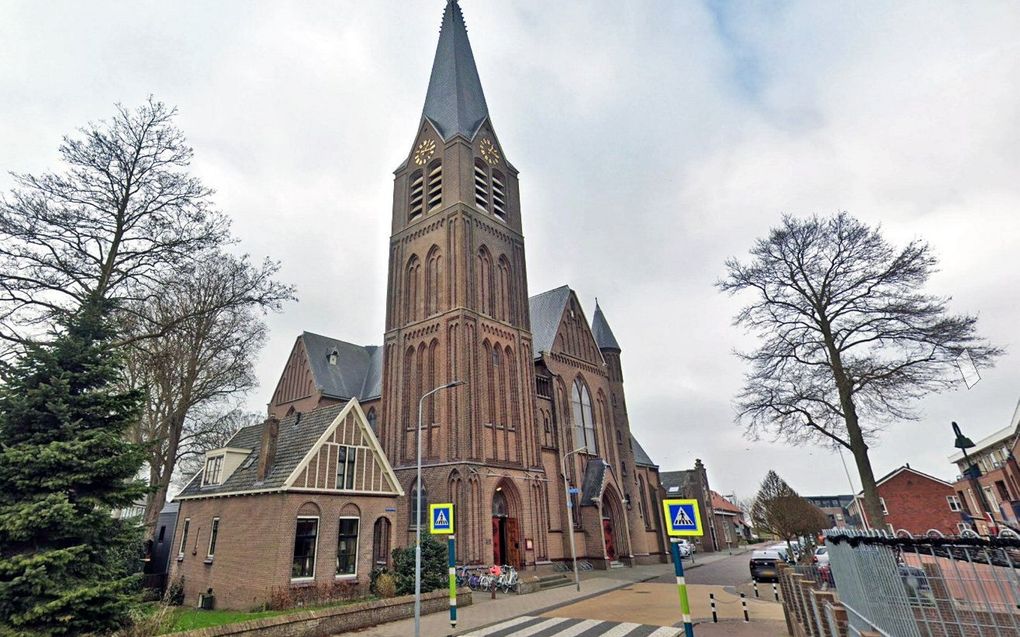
left=570, top=379, right=597, bottom=455
left=328, top=349, right=339, bottom=365
left=336, top=446, right=357, bottom=490
left=879, top=498, right=888, bottom=515
left=203, top=455, right=224, bottom=486
left=947, top=495, right=962, bottom=512
left=158, top=525, right=166, bottom=543
left=178, top=518, right=191, bottom=558
left=292, top=517, right=319, bottom=580
left=207, top=517, right=220, bottom=559
left=373, top=517, right=391, bottom=567
left=336, top=517, right=360, bottom=577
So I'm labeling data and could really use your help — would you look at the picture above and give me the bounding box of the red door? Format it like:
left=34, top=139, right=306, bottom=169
left=603, top=518, right=616, bottom=560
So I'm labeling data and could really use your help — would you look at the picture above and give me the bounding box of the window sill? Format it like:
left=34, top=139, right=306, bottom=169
left=290, top=578, right=316, bottom=586
left=334, top=574, right=358, bottom=580
left=203, top=558, right=214, bottom=565
left=176, top=556, right=184, bottom=562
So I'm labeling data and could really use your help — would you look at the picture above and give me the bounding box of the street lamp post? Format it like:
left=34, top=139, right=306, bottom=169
left=953, top=421, right=994, bottom=532
left=414, top=380, right=464, bottom=637
left=561, top=445, right=587, bottom=592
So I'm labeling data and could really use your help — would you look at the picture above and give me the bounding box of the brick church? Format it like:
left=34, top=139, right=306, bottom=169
left=172, top=1, right=667, bottom=609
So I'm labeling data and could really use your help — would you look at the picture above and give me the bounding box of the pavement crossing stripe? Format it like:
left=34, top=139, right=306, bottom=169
left=543, top=619, right=602, bottom=637
left=468, top=615, right=547, bottom=636
left=648, top=628, right=682, bottom=637
left=597, top=622, right=652, bottom=637
left=503, top=617, right=573, bottom=636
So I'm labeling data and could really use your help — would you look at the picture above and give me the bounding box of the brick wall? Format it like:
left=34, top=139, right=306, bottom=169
left=878, top=470, right=959, bottom=535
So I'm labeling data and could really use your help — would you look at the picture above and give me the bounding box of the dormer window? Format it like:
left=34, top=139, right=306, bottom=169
left=328, top=349, right=339, bottom=366
left=203, top=454, right=224, bottom=486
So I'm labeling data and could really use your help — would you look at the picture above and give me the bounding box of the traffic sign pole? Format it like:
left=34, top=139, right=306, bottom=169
left=448, top=535, right=457, bottom=629
left=671, top=540, right=695, bottom=637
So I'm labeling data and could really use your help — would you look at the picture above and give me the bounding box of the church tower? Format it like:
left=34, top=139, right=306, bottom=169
left=380, top=0, right=542, bottom=564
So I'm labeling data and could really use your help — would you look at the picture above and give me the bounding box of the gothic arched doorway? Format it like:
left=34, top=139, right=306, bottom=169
left=602, top=488, right=624, bottom=562
left=491, top=481, right=522, bottom=568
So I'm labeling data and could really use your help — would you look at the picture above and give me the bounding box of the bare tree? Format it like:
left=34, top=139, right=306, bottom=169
left=0, top=98, right=228, bottom=349
left=171, top=408, right=262, bottom=492
left=124, top=252, right=292, bottom=531
left=751, top=470, right=828, bottom=554
left=720, top=212, right=1002, bottom=527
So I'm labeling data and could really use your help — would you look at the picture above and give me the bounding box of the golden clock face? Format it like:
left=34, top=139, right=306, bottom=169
left=480, top=138, right=500, bottom=165
left=413, top=139, right=436, bottom=166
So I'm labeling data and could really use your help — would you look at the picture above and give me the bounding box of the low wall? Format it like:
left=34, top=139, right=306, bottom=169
left=168, top=588, right=472, bottom=637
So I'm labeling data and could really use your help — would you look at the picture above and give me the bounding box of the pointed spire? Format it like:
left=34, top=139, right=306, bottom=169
left=422, top=0, right=490, bottom=141
left=592, top=300, right=622, bottom=352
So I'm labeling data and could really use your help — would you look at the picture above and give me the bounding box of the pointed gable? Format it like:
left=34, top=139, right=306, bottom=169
left=301, top=332, right=382, bottom=400
left=529, top=285, right=571, bottom=357
left=422, top=0, right=490, bottom=141
left=286, top=399, right=403, bottom=496
left=592, top=301, right=622, bottom=352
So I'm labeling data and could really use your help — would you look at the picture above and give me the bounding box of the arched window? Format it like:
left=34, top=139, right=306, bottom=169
left=474, top=159, right=489, bottom=210
left=491, top=170, right=507, bottom=219
left=410, top=481, right=428, bottom=529
left=426, top=160, right=443, bottom=212
left=477, top=246, right=493, bottom=316
left=367, top=407, right=377, bottom=431
left=638, top=475, right=649, bottom=524
left=425, top=246, right=442, bottom=316
left=373, top=517, right=391, bottom=567
left=405, top=255, right=421, bottom=323
left=408, top=169, right=424, bottom=220
left=492, top=489, right=508, bottom=517
left=571, top=379, right=597, bottom=455
left=497, top=256, right=511, bottom=321
left=402, top=346, right=416, bottom=430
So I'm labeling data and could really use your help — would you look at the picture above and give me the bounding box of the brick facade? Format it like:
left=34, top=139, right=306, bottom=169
left=855, top=466, right=960, bottom=535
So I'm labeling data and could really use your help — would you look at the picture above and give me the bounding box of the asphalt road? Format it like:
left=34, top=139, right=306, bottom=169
left=653, top=551, right=754, bottom=586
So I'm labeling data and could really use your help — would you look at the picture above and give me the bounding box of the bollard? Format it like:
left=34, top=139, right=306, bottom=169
left=740, top=592, right=749, bottom=623
left=669, top=540, right=695, bottom=637
left=710, top=592, right=718, bottom=623
left=447, top=536, right=457, bottom=629
left=753, top=579, right=759, bottom=598
left=773, top=582, right=779, bottom=602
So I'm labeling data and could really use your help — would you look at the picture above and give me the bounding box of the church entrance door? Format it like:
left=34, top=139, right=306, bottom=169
left=603, top=517, right=617, bottom=561
left=491, top=487, right=522, bottom=568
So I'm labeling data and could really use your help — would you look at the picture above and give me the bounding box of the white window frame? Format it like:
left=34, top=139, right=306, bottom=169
left=178, top=518, right=191, bottom=558
left=206, top=517, right=220, bottom=559
left=947, top=495, right=962, bottom=512
left=202, top=454, right=225, bottom=486
left=336, top=445, right=357, bottom=491
left=291, top=516, right=320, bottom=582
left=336, top=516, right=360, bottom=578
left=879, top=497, right=888, bottom=515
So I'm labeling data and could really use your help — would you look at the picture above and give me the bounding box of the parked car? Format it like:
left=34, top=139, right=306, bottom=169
left=749, top=548, right=788, bottom=582
left=813, top=547, right=830, bottom=566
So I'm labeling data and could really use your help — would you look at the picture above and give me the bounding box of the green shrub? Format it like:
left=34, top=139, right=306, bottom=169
left=391, top=536, right=447, bottom=596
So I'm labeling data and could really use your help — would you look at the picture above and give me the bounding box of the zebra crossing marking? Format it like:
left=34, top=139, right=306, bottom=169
left=462, top=615, right=681, bottom=637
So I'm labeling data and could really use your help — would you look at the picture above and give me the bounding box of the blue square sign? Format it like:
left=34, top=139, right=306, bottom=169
left=429, top=503, right=454, bottom=535
left=663, top=499, right=703, bottom=537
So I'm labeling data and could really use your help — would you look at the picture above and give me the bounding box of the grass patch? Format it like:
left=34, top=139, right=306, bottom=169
left=157, top=597, right=373, bottom=634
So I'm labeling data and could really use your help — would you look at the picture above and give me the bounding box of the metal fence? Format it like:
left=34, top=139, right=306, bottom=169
left=825, top=529, right=1020, bottom=637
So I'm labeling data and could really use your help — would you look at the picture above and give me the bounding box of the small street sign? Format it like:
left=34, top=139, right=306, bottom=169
left=429, top=503, right=454, bottom=535
left=663, top=499, right=703, bottom=537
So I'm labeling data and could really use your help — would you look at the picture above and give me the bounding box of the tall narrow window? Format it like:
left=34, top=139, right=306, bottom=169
left=367, top=408, right=377, bottom=431
left=409, top=169, right=424, bottom=220
left=410, top=482, right=428, bottom=529
left=571, top=380, right=597, bottom=455
left=427, top=161, right=443, bottom=211
left=178, top=518, right=191, bottom=558
left=203, top=455, right=224, bottom=486
left=492, top=171, right=506, bottom=219
left=292, top=517, right=319, bottom=579
left=373, top=517, right=391, bottom=567
left=336, top=517, right=360, bottom=576
left=474, top=159, right=489, bottom=210
left=336, top=445, right=356, bottom=490
left=207, top=517, right=220, bottom=559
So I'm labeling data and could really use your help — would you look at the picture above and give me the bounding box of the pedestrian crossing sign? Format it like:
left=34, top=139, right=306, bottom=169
left=663, top=499, right=702, bottom=537
left=429, top=503, right=454, bottom=535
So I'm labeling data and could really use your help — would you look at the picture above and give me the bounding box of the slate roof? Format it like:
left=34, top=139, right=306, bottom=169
left=711, top=491, right=743, bottom=515
left=302, top=332, right=382, bottom=401
left=422, top=0, right=490, bottom=141
left=659, top=470, right=696, bottom=495
left=631, top=435, right=657, bottom=468
left=528, top=285, right=571, bottom=358
left=591, top=302, right=621, bottom=351
left=177, top=403, right=348, bottom=498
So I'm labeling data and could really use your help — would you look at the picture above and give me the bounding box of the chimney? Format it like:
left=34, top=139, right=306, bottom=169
left=257, top=415, right=280, bottom=481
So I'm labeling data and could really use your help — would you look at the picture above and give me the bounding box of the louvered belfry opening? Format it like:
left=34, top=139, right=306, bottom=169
left=427, top=160, right=443, bottom=212
left=409, top=169, right=424, bottom=220
left=492, top=170, right=506, bottom=219
left=474, top=159, right=489, bottom=210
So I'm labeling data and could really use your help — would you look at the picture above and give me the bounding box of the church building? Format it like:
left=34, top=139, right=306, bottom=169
left=171, top=1, right=666, bottom=609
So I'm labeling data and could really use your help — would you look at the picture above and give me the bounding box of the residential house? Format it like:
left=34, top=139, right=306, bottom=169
left=849, top=465, right=962, bottom=536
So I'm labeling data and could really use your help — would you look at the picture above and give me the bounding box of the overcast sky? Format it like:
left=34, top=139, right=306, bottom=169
left=3, top=0, right=1019, bottom=501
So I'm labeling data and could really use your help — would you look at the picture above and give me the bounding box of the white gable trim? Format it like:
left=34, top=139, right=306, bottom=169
left=282, top=398, right=405, bottom=496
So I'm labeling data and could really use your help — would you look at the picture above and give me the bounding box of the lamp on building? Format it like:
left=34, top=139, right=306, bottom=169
left=953, top=421, right=994, bottom=532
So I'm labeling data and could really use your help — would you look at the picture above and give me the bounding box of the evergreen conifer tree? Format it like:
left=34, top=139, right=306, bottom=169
left=0, top=299, right=146, bottom=636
